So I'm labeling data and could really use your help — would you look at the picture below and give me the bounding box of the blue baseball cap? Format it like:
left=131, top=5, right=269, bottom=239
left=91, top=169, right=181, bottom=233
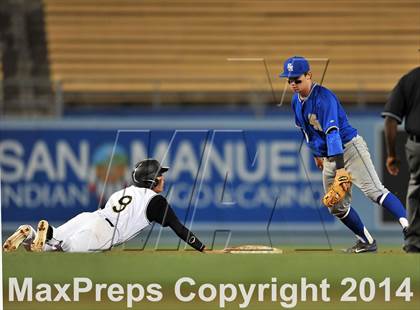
left=279, top=56, right=310, bottom=78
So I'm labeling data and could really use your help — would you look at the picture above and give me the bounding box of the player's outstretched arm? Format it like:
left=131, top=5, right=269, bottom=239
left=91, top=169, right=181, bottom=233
left=164, top=212, right=206, bottom=252
left=146, top=196, right=206, bottom=252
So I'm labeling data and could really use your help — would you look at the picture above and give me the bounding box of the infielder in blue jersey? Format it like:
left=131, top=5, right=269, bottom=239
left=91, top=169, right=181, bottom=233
left=280, top=56, right=408, bottom=253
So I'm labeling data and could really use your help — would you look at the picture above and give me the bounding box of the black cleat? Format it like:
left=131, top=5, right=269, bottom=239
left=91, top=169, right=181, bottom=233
left=402, top=227, right=420, bottom=253
left=403, top=245, right=420, bottom=253
left=345, top=239, right=377, bottom=254
left=403, top=227, right=409, bottom=240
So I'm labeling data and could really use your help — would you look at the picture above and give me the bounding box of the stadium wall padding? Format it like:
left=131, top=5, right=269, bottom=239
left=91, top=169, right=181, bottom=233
left=0, top=114, right=398, bottom=232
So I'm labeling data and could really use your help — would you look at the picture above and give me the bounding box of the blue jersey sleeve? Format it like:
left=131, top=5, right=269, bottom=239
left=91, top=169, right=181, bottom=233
left=318, top=89, right=340, bottom=134
left=318, top=89, right=344, bottom=156
left=326, top=130, right=343, bottom=156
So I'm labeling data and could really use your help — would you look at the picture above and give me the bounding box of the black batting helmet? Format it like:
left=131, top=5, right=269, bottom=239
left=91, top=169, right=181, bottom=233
left=132, top=159, right=169, bottom=188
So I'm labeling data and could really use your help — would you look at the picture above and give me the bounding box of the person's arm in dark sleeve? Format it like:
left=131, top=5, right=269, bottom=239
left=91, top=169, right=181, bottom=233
left=384, top=116, right=400, bottom=176
left=146, top=195, right=206, bottom=252
left=382, top=78, right=406, bottom=176
left=381, top=78, right=406, bottom=125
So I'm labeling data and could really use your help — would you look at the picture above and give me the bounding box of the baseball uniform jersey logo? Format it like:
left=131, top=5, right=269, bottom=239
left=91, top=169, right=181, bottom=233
left=308, top=114, right=323, bottom=131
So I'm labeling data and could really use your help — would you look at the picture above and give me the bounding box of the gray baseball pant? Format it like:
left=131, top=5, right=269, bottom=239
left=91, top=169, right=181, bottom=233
left=322, top=135, right=388, bottom=219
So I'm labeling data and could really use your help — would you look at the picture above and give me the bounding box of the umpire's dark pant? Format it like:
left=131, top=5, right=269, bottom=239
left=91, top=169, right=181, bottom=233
left=405, top=138, right=420, bottom=248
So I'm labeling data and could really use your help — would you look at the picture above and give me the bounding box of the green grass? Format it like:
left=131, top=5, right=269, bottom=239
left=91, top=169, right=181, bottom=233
left=3, top=247, right=420, bottom=310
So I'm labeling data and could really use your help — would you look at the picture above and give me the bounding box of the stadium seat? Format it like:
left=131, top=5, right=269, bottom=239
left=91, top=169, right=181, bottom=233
left=43, top=0, right=419, bottom=104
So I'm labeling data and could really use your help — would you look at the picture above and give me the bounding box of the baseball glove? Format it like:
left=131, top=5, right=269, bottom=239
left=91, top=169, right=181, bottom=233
left=322, top=168, right=352, bottom=208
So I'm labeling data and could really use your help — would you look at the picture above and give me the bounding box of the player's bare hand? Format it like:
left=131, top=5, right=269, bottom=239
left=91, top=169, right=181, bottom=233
left=340, top=182, right=351, bottom=191
left=314, top=157, right=324, bottom=170
left=386, top=156, right=400, bottom=176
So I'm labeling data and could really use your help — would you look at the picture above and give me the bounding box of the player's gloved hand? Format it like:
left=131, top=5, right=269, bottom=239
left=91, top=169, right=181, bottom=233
left=322, top=168, right=352, bottom=208
left=386, top=156, right=400, bottom=176
left=314, top=157, right=324, bottom=170
left=335, top=168, right=351, bottom=191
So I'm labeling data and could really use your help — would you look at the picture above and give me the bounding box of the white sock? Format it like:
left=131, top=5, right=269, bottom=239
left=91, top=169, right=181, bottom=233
left=356, top=227, right=374, bottom=244
left=399, top=217, right=409, bottom=229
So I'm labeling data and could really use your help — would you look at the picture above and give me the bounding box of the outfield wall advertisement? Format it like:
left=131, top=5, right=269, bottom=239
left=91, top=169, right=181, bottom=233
left=0, top=116, right=390, bottom=229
